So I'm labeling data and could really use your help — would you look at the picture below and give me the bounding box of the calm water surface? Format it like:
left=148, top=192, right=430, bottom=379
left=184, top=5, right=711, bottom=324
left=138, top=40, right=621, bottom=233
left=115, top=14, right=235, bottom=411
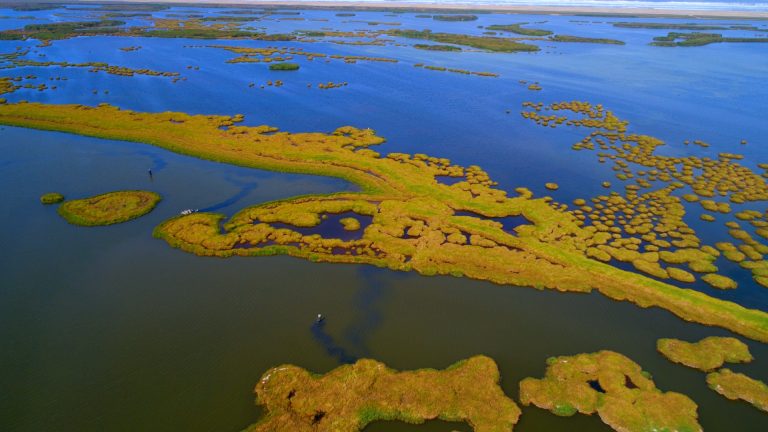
left=1, top=4, right=767, bottom=431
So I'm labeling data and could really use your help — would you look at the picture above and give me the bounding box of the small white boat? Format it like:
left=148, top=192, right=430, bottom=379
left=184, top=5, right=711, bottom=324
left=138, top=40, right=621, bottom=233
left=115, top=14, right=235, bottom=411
left=180, top=209, right=198, bottom=215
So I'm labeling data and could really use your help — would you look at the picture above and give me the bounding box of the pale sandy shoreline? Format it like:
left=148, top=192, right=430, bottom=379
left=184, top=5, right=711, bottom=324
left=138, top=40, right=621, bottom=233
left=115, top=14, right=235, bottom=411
left=68, top=1, right=768, bottom=19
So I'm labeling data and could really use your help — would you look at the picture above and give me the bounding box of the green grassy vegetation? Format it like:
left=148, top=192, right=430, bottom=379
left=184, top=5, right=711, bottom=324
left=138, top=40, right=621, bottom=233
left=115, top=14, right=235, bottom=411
left=340, top=217, right=361, bottom=231
left=40, top=192, right=64, bottom=204
left=657, top=337, right=753, bottom=371
left=550, top=35, right=626, bottom=45
left=0, top=32, right=24, bottom=40
left=520, top=351, right=702, bottom=432
left=0, top=17, right=294, bottom=42
left=432, top=15, right=478, bottom=22
left=1, top=102, right=768, bottom=343
left=246, top=355, right=520, bottom=431
left=390, top=29, right=539, bottom=52
left=706, top=369, right=768, bottom=412
left=57, top=190, right=161, bottom=226
left=6, top=59, right=178, bottom=78
left=486, top=23, right=552, bottom=37
left=521, top=99, right=768, bottom=341
left=413, top=43, right=462, bottom=51
left=268, top=62, right=300, bottom=71
left=8, top=3, right=61, bottom=11
left=415, top=63, right=498, bottom=77
left=142, top=28, right=259, bottom=39
left=701, top=273, right=738, bottom=289
left=17, top=20, right=126, bottom=40
left=652, top=32, right=768, bottom=46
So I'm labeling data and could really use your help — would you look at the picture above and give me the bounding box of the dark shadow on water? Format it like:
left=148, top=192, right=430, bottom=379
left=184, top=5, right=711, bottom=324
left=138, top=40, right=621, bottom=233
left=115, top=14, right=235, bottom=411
left=311, top=320, right=358, bottom=364
left=199, top=180, right=259, bottom=212
left=137, top=149, right=168, bottom=172
left=310, top=267, right=403, bottom=364
left=344, top=267, right=406, bottom=357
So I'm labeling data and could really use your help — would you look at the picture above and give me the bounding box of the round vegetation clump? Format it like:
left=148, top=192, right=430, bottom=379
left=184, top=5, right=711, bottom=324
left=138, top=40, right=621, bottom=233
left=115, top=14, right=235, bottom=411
left=40, top=192, right=65, bottom=204
left=269, top=62, right=300, bottom=71
left=545, top=182, right=559, bottom=190
left=339, top=217, right=361, bottom=231
left=57, top=190, right=161, bottom=226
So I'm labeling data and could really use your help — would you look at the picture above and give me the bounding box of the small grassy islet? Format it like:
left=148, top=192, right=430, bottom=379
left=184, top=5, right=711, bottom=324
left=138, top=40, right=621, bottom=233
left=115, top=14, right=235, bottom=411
left=57, top=190, right=161, bottom=226
left=657, top=336, right=753, bottom=371
left=519, top=350, right=702, bottom=432
left=706, top=368, right=768, bottom=413
left=269, top=62, right=300, bottom=71
left=40, top=192, right=64, bottom=204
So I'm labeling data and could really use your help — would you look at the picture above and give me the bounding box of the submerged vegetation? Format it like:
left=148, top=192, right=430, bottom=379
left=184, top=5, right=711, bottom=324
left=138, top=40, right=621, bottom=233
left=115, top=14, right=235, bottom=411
left=57, top=190, right=161, bottom=226
left=247, top=355, right=520, bottom=431
left=520, top=351, right=702, bottom=432
left=656, top=337, right=753, bottom=371
left=2, top=102, right=768, bottom=343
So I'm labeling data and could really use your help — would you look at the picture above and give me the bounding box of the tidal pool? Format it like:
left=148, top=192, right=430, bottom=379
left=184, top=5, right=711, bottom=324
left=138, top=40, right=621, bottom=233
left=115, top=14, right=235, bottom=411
left=1, top=3, right=767, bottom=432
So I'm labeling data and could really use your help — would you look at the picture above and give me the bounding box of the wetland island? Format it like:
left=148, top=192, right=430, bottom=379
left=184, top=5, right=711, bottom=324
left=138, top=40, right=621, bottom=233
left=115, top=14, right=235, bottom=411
left=1, top=1, right=767, bottom=431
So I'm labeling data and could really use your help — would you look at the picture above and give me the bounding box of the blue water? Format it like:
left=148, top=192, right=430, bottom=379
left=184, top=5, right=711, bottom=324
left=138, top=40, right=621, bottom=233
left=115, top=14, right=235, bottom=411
left=265, top=0, right=768, bottom=12
left=1, top=4, right=768, bottom=432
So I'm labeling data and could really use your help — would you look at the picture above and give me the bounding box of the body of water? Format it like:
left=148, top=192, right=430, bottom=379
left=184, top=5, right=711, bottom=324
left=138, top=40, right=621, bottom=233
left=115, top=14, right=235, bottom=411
left=1, top=4, right=767, bottom=432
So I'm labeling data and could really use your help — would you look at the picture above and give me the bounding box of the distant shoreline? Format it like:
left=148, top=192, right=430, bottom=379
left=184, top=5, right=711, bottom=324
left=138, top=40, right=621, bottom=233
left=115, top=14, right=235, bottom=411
left=70, top=1, right=768, bottom=19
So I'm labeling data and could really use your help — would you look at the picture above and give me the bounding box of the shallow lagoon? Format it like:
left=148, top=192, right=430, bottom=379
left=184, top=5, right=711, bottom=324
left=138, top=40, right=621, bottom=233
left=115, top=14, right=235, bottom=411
left=1, top=4, right=768, bottom=431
